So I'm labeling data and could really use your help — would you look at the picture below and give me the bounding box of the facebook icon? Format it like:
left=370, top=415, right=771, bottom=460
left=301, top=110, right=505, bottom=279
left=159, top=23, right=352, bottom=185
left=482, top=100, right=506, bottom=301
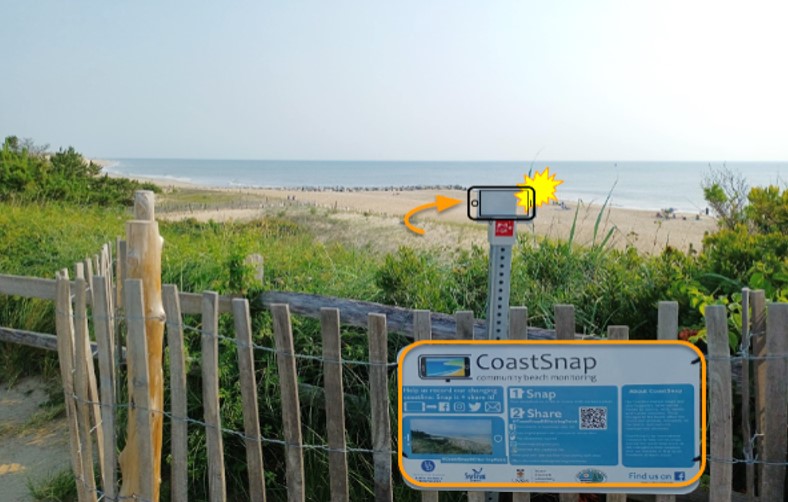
left=674, top=472, right=686, bottom=481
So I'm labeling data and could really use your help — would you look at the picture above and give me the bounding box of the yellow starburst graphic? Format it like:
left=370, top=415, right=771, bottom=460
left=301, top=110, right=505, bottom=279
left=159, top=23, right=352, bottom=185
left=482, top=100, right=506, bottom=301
left=516, top=167, right=564, bottom=211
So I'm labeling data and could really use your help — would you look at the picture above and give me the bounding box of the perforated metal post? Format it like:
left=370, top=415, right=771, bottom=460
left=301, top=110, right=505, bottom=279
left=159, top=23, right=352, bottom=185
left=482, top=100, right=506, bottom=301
left=486, top=220, right=516, bottom=341
left=483, top=220, right=516, bottom=502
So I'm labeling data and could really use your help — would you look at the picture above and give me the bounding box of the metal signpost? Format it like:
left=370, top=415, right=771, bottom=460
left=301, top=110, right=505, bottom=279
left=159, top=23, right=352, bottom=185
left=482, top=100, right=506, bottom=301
left=467, top=185, right=535, bottom=342
left=472, top=185, right=535, bottom=501
left=399, top=185, right=706, bottom=498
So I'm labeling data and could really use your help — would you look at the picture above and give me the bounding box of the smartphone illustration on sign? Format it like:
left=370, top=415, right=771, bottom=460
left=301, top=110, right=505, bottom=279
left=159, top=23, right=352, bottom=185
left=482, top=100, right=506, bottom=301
left=466, top=185, right=536, bottom=221
left=418, top=355, right=471, bottom=379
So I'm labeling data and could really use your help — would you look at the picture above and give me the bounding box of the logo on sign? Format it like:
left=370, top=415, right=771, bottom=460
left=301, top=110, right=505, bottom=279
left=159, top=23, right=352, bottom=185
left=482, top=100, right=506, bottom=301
left=421, top=460, right=436, bottom=472
left=495, top=220, right=514, bottom=237
left=674, top=472, right=686, bottom=481
left=465, top=468, right=487, bottom=482
left=576, top=469, right=607, bottom=483
left=514, top=468, right=526, bottom=482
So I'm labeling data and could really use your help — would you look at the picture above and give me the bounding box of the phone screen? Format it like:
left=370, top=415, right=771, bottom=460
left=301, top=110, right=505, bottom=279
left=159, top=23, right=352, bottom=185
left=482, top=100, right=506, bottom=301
left=466, top=185, right=536, bottom=221
left=419, top=355, right=471, bottom=379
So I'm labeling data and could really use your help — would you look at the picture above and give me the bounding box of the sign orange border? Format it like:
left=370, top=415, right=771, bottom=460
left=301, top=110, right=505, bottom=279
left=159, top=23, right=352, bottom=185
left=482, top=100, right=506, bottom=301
left=397, top=340, right=707, bottom=490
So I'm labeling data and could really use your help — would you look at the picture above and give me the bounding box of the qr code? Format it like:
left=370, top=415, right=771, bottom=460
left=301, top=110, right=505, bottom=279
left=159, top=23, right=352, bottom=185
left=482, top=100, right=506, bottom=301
left=579, top=407, right=608, bottom=430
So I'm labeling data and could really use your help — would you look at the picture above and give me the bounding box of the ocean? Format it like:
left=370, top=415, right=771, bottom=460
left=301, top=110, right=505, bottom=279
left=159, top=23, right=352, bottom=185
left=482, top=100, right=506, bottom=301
left=104, top=159, right=786, bottom=213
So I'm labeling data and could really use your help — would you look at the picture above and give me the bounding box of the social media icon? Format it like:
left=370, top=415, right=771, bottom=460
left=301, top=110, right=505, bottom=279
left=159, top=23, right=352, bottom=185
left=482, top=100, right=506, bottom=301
left=469, top=402, right=482, bottom=412
left=484, top=402, right=502, bottom=413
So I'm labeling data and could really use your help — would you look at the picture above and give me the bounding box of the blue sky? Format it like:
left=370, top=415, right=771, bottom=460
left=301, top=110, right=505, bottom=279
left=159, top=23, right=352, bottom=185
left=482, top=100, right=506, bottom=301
left=3, top=1, right=787, bottom=160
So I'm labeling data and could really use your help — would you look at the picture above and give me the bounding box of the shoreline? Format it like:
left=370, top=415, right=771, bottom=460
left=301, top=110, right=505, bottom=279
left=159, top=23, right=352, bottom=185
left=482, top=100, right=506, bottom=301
left=102, top=168, right=707, bottom=216
left=111, top=170, right=717, bottom=255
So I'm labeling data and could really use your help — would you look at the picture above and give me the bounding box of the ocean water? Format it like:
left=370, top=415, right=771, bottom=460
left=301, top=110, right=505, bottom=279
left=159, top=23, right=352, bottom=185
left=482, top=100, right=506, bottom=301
left=104, top=159, right=786, bottom=213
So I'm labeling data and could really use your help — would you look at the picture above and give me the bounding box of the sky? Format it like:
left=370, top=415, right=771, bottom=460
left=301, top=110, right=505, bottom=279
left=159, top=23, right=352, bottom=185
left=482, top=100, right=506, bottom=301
left=2, top=0, right=787, bottom=161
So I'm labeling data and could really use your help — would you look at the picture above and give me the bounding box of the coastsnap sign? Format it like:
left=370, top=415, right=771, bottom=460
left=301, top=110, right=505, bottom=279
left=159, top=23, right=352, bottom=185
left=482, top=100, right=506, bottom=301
left=397, top=340, right=706, bottom=494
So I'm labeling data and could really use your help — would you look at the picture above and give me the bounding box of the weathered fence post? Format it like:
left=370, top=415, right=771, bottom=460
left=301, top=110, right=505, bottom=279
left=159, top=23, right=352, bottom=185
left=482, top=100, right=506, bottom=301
left=706, top=305, right=732, bottom=502
left=606, top=325, right=629, bottom=502
left=322, top=307, right=349, bottom=502
left=202, top=292, right=227, bottom=502
left=413, top=310, right=440, bottom=502
left=119, top=190, right=165, bottom=501
left=162, top=284, right=189, bottom=502
left=760, top=303, right=787, bottom=500
left=368, top=313, right=393, bottom=502
left=91, top=275, right=117, bottom=501
left=73, top=277, right=99, bottom=501
left=739, top=288, right=755, bottom=502
left=510, top=307, right=530, bottom=502
left=234, top=298, right=266, bottom=502
left=749, top=290, right=766, bottom=492
left=456, top=311, right=485, bottom=502
left=656, top=301, right=679, bottom=502
left=124, top=279, right=155, bottom=501
left=55, top=272, right=91, bottom=502
left=555, top=305, right=579, bottom=502
left=272, top=304, right=306, bottom=502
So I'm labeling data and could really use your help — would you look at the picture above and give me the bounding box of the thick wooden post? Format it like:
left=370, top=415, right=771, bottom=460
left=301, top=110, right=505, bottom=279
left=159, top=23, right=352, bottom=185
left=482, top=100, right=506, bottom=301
left=119, top=191, right=165, bottom=501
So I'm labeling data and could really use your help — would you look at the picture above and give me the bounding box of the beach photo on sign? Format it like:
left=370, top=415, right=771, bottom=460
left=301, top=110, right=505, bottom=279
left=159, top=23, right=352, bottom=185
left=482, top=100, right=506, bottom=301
left=410, top=418, right=493, bottom=455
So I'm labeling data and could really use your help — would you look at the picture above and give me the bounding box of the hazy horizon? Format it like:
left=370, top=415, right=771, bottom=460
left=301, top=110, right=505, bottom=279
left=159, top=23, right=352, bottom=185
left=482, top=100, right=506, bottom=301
left=3, top=1, right=788, bottom=161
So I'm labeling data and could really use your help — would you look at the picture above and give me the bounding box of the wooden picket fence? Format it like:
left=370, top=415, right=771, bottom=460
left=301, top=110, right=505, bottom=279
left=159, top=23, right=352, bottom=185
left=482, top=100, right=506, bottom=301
left=0, top=195, right=786, bottom=502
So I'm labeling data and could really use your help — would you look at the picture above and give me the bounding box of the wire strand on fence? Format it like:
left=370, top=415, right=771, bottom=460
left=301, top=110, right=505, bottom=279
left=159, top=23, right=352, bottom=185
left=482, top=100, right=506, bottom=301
left=91, top=312, right=788, bottom=364
left=52, top=304, right=788, bottom=502
left=89, top=312, right=401, bottom=368
left=70, top=393, right=392, bottom=457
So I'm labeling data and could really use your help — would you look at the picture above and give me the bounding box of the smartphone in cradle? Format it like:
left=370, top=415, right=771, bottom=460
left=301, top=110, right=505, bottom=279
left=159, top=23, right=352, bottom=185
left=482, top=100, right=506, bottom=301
left=418, top=355, right=472, bottom=380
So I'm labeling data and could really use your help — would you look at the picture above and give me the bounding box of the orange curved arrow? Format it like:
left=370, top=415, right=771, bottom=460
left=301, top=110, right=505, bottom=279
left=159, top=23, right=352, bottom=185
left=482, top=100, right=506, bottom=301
left=404, top=195, right=462, bottom=235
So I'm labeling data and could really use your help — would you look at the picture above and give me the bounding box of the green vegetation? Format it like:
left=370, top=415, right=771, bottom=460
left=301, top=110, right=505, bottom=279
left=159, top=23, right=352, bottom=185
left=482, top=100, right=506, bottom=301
left=27, top=469, right=78, bottom=502
left=1, top=142, right=786, bottom=500
left=1, top=136, right=158, bottom=205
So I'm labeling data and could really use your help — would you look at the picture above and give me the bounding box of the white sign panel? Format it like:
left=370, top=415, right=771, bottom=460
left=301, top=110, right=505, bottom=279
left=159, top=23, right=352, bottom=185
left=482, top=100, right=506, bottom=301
left=397, top=341, right=706, bottom=493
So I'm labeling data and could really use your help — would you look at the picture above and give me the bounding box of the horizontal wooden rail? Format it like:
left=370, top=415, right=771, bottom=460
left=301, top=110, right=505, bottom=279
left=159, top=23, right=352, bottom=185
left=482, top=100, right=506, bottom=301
left=0, top=326, right=97, bottom=355
left=178, top=291, right=236, bottom=314
left=0, top=326, right=126, bottom=359
left=0, top=274, right=60, bottom=300
left=257, top=291, right=590, bottom=340
left=1, top=273, right=589, bottom=339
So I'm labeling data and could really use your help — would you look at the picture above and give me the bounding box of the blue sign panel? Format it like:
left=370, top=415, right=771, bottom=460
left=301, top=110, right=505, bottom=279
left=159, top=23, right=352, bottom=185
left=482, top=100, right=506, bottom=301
left=397, top=341, right=706, bottom=494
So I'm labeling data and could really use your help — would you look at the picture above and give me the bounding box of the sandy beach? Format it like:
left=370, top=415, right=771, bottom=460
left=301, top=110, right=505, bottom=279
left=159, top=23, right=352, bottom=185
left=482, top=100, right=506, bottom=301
left=124, top=169, right=717, bottom=255
left=245, top=188, right=715, bottom=254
